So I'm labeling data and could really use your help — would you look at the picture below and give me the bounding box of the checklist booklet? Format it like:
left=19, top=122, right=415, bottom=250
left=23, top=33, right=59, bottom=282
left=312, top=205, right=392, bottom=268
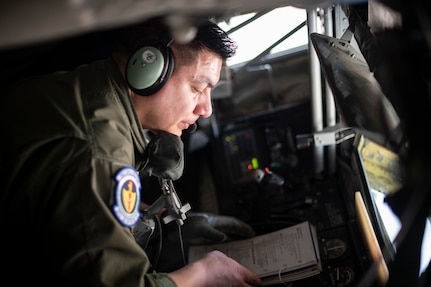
left=188, top=221, right=322, bottom=285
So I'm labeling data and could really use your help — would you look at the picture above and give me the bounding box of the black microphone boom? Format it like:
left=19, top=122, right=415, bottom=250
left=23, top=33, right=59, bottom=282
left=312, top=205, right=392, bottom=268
left=186, top=123, right=197, bottom=133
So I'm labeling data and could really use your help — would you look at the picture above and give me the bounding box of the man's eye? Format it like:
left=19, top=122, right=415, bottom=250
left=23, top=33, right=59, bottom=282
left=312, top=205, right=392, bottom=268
left=193, top=87, right=203, bottom=94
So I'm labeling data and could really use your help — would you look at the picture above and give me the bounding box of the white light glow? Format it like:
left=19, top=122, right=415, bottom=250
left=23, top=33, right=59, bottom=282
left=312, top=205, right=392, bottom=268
left=218, top=6, right=308, bottom=66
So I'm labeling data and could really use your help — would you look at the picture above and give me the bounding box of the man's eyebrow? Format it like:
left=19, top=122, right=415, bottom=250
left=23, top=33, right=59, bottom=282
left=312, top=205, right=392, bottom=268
left=193, top=76, right=217, bottom=88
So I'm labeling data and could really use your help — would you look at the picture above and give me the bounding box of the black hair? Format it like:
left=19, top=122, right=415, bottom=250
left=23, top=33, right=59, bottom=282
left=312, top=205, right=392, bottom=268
left=188, top=20, right=237, bottom=59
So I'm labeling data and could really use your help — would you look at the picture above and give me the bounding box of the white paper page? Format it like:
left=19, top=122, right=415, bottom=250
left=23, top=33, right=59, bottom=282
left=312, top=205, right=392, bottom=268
left=188, top=221, right=319, bottom=278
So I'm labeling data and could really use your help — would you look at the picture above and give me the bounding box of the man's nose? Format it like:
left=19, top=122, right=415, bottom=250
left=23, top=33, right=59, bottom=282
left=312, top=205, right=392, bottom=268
left=195, top=92, right=213, bottom=118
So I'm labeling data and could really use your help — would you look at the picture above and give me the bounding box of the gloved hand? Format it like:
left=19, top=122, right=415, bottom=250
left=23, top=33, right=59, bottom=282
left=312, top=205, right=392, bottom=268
left=182, top=212, right=256, bottom=245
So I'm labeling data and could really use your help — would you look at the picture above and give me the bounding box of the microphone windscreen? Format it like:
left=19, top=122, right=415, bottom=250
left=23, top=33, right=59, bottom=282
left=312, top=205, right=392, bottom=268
left=143, top=131, right=184, bottom=180
left=186, top=123, right=197, bottom=133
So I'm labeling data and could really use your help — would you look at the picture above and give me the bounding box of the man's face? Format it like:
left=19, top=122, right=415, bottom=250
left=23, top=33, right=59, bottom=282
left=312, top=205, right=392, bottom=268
left=133, top=49, right=223, bottom=136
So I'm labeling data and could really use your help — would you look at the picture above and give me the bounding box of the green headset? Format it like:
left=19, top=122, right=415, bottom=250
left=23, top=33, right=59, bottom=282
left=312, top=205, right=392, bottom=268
left=126, top=40, right=174, bottom=96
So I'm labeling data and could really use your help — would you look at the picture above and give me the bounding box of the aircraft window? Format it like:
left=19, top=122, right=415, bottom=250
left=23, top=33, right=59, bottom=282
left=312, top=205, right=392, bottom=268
left=217, top=6, right=308, bottom=67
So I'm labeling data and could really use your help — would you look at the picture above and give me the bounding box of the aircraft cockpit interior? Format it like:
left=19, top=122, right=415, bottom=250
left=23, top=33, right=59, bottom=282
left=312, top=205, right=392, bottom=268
left=1, top=1, right=430, bottom=286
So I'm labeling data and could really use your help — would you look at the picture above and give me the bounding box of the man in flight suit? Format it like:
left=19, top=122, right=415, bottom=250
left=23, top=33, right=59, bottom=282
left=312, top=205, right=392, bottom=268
left=0, top=17, right=261, bottom=287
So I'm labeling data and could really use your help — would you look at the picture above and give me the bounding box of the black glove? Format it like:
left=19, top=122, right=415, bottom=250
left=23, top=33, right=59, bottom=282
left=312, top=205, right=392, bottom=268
left=181, top=212, right=256, bottom=245
left=142, top=131, right=184, bottom=181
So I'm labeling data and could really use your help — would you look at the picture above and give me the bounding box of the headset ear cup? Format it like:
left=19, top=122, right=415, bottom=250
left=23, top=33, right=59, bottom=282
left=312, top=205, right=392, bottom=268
left=126, top=44, right=174, bottom=96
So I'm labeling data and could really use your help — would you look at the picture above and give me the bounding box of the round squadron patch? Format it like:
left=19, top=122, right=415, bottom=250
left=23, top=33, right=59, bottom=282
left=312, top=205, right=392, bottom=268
left=112, top=167, right=141, bottom=227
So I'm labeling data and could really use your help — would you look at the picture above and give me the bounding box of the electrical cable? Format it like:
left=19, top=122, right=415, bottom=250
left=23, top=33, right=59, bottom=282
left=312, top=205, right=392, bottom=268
left=141, top=222, right=155, bottom=251
left=176, top=221, right=188, bottom=267
left=151, top=214, right=163, bottom=271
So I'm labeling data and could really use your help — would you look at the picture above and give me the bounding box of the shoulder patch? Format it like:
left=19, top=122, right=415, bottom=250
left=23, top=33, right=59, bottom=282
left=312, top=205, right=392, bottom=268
left=112, top=167, right=141, bottom=226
